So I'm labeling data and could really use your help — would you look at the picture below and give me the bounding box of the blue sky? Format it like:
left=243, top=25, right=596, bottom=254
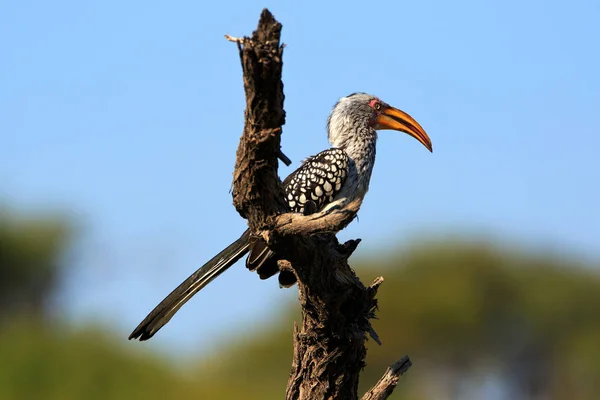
left=2, top=0, right=599, bottom=355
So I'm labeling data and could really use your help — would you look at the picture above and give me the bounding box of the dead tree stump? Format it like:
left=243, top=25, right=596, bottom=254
left=226, top=9, right=411, bottom=400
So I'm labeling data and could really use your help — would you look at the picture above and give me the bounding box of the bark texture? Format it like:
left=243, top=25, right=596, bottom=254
left=227, top=9, right=411, bottom=399
left=361, top=357, right=413, bottom=400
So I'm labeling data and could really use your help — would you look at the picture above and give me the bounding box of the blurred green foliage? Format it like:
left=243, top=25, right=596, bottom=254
left=0, top=321, right=208, bottom=400
left=0, top=211, right=70, bottom=319
left=1, top=209, right=599, bottom=399
left=195, top=241, right=600, bottom=399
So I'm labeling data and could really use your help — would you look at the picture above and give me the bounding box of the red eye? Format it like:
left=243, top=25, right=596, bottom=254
left=370, top=99, right=382, bottom=110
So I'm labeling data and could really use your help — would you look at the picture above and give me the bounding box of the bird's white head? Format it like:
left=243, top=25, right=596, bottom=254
left=327, top=92, right=432, bottom=152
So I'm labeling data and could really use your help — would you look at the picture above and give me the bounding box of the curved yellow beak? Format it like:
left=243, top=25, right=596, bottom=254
left=375, top=106, right=433, bottom=152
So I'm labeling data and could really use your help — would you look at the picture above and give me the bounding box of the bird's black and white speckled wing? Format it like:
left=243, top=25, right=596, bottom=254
left=283, top=148, right=350, bottom=215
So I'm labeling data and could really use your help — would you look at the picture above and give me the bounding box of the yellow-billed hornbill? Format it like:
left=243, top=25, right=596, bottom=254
left=129, top=93, right=432, bottom=341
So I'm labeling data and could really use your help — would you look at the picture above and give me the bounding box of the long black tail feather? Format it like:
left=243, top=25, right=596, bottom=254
left=128, top=229, right=251, bottom=341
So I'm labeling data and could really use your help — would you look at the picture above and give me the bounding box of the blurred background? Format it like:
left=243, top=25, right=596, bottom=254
left=2, top=1, right=599, bottom=399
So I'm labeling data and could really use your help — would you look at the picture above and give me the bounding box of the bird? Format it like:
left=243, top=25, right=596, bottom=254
left=129, top=92, right=432, bottom=341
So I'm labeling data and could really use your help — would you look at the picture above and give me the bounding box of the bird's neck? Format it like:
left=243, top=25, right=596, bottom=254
left=332, top=126, right=378, bottom=192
